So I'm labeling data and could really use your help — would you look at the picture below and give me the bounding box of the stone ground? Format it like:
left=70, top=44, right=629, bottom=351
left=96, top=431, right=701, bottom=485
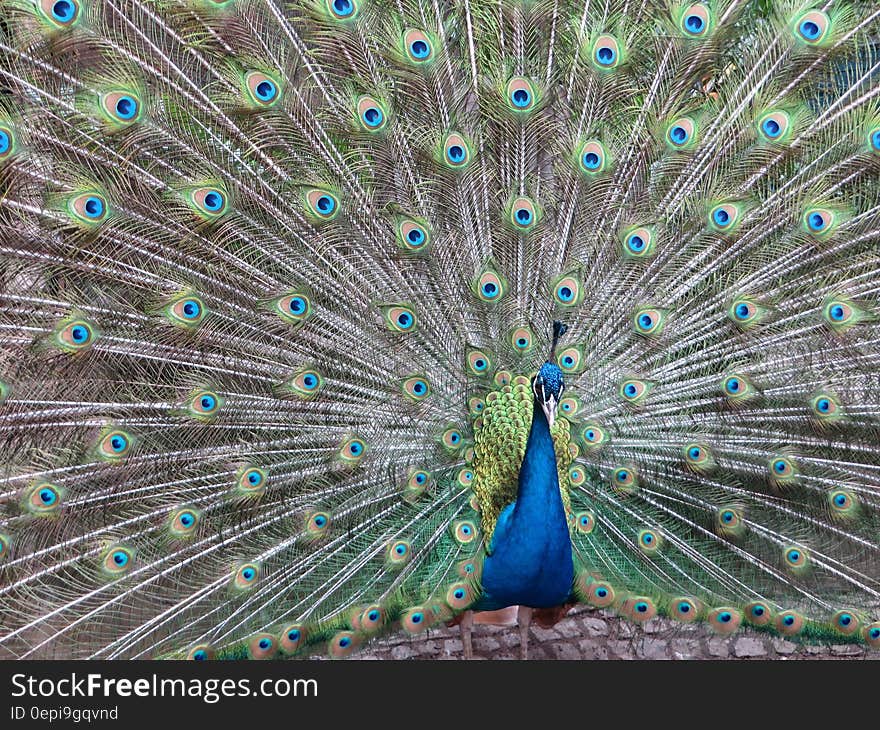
left=331, top=604, right=878, bottom=660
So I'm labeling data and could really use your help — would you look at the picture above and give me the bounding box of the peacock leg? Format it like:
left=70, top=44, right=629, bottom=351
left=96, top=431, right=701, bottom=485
left=517, top=605, right=533, bottom=660
left=460, top=610, right=474, bottom=659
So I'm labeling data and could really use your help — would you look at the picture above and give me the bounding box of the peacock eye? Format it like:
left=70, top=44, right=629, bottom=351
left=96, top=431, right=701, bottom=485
left=357, top=96, right=388, bottom=132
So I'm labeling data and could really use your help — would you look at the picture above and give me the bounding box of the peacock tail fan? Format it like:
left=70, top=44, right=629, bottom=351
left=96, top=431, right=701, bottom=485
left=0, top=0, right=879, bottom=659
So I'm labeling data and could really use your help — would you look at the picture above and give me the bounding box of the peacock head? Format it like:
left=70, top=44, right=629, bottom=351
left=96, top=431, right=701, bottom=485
left=532, top=321, right=568, bottom=428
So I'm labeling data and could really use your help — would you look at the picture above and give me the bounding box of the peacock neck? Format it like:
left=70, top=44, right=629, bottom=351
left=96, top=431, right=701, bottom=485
left=512, top=396, right=567, bottom=526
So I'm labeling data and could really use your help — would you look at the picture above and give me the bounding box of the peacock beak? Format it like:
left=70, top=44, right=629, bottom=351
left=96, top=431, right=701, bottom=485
left=542, top=396, right=558, bottom=429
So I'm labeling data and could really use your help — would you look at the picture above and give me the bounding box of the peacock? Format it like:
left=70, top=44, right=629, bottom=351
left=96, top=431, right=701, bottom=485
left=0, top=0, right=879, bottom=662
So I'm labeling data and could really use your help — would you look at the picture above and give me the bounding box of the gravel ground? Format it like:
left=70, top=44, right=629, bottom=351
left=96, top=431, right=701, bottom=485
left=329, top=604, right=878, bottom=660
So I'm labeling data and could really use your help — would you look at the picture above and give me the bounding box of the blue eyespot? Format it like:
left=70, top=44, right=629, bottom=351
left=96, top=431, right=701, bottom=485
left=713, top=208, right=730, bottom=226
left=368, top=610, right=380, bottom=621
left=834, top=493, right=847, bottom=506
left=450, top=433, right=460, bottom=444
left=669, top=125, right=688, bottom=145
left=762, top=118, right=781, bottom=138
left=333, top=0, right=353, bottom=17
left=725, top=377, right=740, bottom=393
left=71, top=325, right=90, bottom=343
left=247, top=471, right=262, bottom=486
left=817, top=398, right=831, bottom=412
left=869, top=628, right=880, bottom=639
left=829, top=305, right=845, bottom=321
left=316, top=195, right=335, bottom=214
left=460, top=523, right=471, bottom=534
left=242, top=568, right=255, bottom=581
left=773, top=460, right=787, bottom=473
left=182, top=299, right=201, bottom=319
left=259, top=638, right=271, bottom=650
left=517, top=337, right=527, bottom=348
left=203, top=191, right=224, bottom=212
left=39, top=488, right=57, bottom=505
left=582, top=151, right=600, bottom=169
left=482, top=281, right=498, bottom=298
left=872, top=129, right=880, bottom=151
left=799, top=20, right=820, bottom=40
left=288, top=629, right=300, bottom=641
left=624, top=384, right=637, bottom=397
left=515, top=207, right=532, bottom=225
left=721, top=510, right=734, bottom=523
left=752, top=605, right=765, bottom=617
left=395, top=544, right=406, bottom=555
left=558, top=286, right=574, bottom=303
left=415, top=473, right=426, bottom=484
left=180, top=511, right=195, bottom=527
left=447, top=145, right=464, bottom=163
left=562, top=355, right=574, bottom=367
left=410, top=40, right=429, bottom=58
left=638, top=313, right=653, bottom=330
left=685, top=14, right=704, bottom=32
left=689, top=446, right=702, bottom=460
left=808, top=212, right=826, bottom=231
left=635, top=602, right=648, bottom=613
left=783, top=615, right=795, bottom=626
left=339, top=636, right=351, bottom=647
left=627, top=234, right=645, bottom=252
left=641, top=533, right=653, bottom=545
left=473, top=358, right=486, bottom=371
left=83, top=196, right=104, bottom=219
left=314, top=515, right=327, bottom=527
left=616, top=470, right=628, bottom=481
left=193, top=649, right=207, bottom=661
left=411, top=613, right=422, bottom=624
left=719, top=611, right=732, bottom=623
left=362, top=106, right=383, bottom=128
left=735, top=303, right=750, bottom=320
left=678, top=601, right=691, bottom=613
left=407, top=228, right=425, bottom=245
left=302, top=374, right=317, bottom=389
left=596, top=46, right=615, bottom=65
left=112, top=551, right=129, bottom=566
left=115, top=96, right=138, bottom=120
left=412, top=380, right=427, bottom=395
left=52, top=0, right=76, bottom=22
left=397, top=312, right=412, bottom=328
left=596, top=587, right=608, bottom=598
left=200, top=395, right=216, bottom=411
left=288, top=296, right=306, bottom=314
left=0, top=130, right=9, bottom=155
left=349, top=441, right=362, bottom=455
left=839, top=613, right=852, bottom=626
left=256, top=80, right=276, bottom=102
left=110, top=435, right=127, bottom=453
left=511, top=88, right=531, bottom=108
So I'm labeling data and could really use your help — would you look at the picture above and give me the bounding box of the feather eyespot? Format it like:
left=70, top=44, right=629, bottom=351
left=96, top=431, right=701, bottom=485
left=509, top=196, right=538, bottom=230
left=591, top=35, right=623, bottom=70
left=457, top=468, right=474, bottom=487
left=475, top=269, right=506, bottom=302
left=510, top=326, right=534, bottom=353
left=672, top=598, right=701, bottom=622
left=708, top=203, right=743, bottom=233
left=0, top=124, right=15, bottom=161
left=828, top=489, right=858, bottom=519
left=101, top=91, right=142, bottom=126
left=556, top=345, right=583, bottom=374
left=665, top=117, right=697, bottom=150
left=793, top=10, right=829, bottom=44
left=716, top=506, right=745, bottom=538
left=236, top=467, right=267, bottom=496
left=442, top=133, right=471, bottom=168
left=274, top=292, right=313, bottom=324
left=621, top=226, right=655, bottom=258
left=831, top=610, right=861, bottom=636
left=403, top=469, right=430, bottom=501
left=775, top=610, right=804, bottom=636
left=452, top=519, right=477, bottom=545
left=708, top=607, right=741, bottom=635
left=244, top=71, right=281, bottom=107
left=187, top=186, right=229, bottom=219
left=802, top=208, right=837, bottom=238
left=401, top=607, right=430, bottom=634
left=356, top=96, right=388, bottom=132
left=574, top=511, right=595, bottom=534
left=231, top=563, right=260, bottom=593
left=386, top=539, right=412, bottom=567
left=280, top=625, right=306, bottom=654
left=381, top=305, right=416, bottom=333
left=401, top=376, right=431, bottom=401
left=104, top=545, right=136, bottom=575
left=68, top=192, right=109, bottom=225
left=568, top=464, right=587, bottom=486
left=305, top=510, right=331, bottom=538
left=328, top=631, right=358, bottom=658
left=552, top=273, right=582, bottom=307
left=620, top=378, right=651, bottom=404
left=745, top=601, right=773, bottom=626
left=783, top=545, right=809, bottom=572
left=247, top=634, right=277, bottom=660
left=404, top=29, right=434, bottom=63
left=769, top=456, right=797, bottom=486
left=581, top=423, right=608, bottom=451
left=863, top=623, right=880, bottom=648
left=168, top=507, right=200, bottom=538
left=166, top=295, right=206, bottom=329
left=39, top=0, right=81, bottom=27
left=869, top=126, right=880, bottom=154
left=466, top=349, right=492, bottom=376
left=680, top=5, right=711, bottom=37
left=187, top=645, right=215, bottom=661
left=757, top=110, right=792, bottom=143
left=187, top=389, right=223, bottom=420
left=622, top=597, right=657, bottom=623
left=722, top=373, right=755, bottom=402
left=287, top=369, right=324, bottom=399
left=54, top=319, right=97, bottom=352
left=97, top=429, right=133, bottom=461
left=585, top=580, right=615, bottom=608
left=637, top=529, right=662, bottom=555
left=506, top=77, right=537, bottom=112
left=327, top=0, right=357, bottom=20
left=25, top=483, right=62, bottom=515
left=304, top=188, right=340, bottom=222
left=396, top=218, right=431, bottom=252
left=633, top=307, right=665, bottom=336
left=339, top=436, right=366, bottom=463
left=610, top=465, right=637, bottom=494
left=578, top=140, right=608, bottom=175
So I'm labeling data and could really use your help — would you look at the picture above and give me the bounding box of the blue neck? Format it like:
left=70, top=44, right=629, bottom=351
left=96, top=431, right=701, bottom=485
left=476, top=396, right=574, bottom=610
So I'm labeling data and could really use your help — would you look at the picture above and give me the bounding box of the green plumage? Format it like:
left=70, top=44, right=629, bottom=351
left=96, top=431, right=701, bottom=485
left=1, top=0, right=879, bottom=660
